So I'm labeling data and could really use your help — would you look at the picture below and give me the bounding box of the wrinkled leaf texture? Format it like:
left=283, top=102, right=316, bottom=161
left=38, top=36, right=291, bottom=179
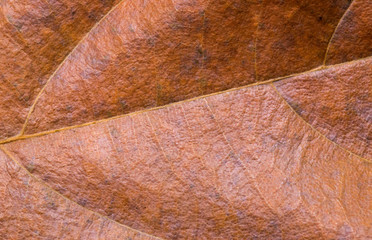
left=0, top=0, right=371, bottom=239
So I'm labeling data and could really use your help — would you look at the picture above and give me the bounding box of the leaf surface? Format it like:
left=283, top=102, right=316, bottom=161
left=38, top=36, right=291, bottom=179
left=0, top=0, right=371, bottom=239
left=23, top=0, right=351, bottom=134
left=0, top=0, right=120, bottom=139
left=0, top=149, right=159, bottom=239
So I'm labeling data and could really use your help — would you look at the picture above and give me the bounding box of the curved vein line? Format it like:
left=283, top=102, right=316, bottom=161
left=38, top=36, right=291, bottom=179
left=270, top=83, right=371, bottom=164
left=299, top=193, right=327, bottom=239
left=0, top=67, right=324, bottom=145
left=1, top=12, right=27, bottom=44
left=203, top=98, right=279, bottom=216
left=179, top=105, right=223, bottom=199
left=19, top=0, right=128, bottom=136
left=0, top=145, right=162, bottom=240
left=144, top=111, right=235, bottom=219
left=323, top=0, right=354, bottom=65
left=1, top=56, right=371, bottom=146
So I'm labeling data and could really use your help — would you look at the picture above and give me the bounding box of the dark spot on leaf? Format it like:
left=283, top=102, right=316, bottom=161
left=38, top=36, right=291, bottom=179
left=88, top=12, right=98, bottom=21
left=47, top=202, right=58, bottom=210
left=65, top=105, right=73, bottom=111
left=119, top=99, right=127, bottom=110
left=78, top=198, right=88, bottom=207
left=25, top=163, right=35, bottom=173
left=197, top=46, right=203, bottom=55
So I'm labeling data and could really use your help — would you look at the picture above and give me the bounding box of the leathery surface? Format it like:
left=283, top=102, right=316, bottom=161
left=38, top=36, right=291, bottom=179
left=0, top=0, right=371, bottom=239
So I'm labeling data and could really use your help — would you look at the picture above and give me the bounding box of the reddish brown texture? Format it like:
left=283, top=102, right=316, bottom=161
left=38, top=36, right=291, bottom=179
left=23, top=0, right=352, bottom=134
left=275, top=58, right=372, bottom=160
left=0, top=149, right=158, bottom=239
left=255, top=0, right=350, bottom=80
left=207, top=85, right=371, bottom=239
left=325, top=0, right=372, bottom=65
left=0, top=11, right=31, bottom=138
left=24, top=0, right=258, bottom=134
left=199, top=0, right=258, bottom=93
left=0, top=0, right=371, bottom=239
left=5, top=84, right=371, bottom=239
left=0, top=0, right=119, bottom=139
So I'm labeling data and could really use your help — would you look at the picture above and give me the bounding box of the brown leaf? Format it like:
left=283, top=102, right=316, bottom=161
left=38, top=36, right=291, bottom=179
left=0, top=0, right=371, bottom=239
left=0, top=0, right=120, bottom=139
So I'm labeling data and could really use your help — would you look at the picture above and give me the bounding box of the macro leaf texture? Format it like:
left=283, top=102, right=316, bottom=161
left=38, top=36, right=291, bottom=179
left=0, top=0, right=371, bottom=239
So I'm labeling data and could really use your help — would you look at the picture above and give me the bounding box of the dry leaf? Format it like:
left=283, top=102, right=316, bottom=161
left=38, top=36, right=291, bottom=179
left=0, top=0, right=371, bottom=239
